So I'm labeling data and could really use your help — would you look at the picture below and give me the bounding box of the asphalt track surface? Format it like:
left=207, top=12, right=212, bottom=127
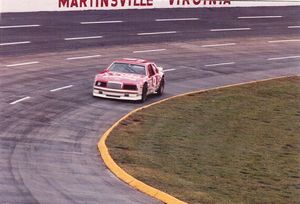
left=0, top=6, right=300, bottom=204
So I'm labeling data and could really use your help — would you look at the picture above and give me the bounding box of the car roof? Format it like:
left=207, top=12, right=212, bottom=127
left=113, top=58, right=153, bottom=66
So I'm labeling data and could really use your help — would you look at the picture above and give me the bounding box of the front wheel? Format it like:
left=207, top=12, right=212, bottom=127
left=156, top=78, right=165, bottom=96
left=140, top=84, right=148, bottom=103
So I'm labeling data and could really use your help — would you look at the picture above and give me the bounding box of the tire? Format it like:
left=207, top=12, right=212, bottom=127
left=156, top=77, right=165, bottom=96
left=140, top=84, right=148, bottom=103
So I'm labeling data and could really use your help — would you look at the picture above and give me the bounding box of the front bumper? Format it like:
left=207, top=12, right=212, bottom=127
left=93, top=87, right=142, bottom=101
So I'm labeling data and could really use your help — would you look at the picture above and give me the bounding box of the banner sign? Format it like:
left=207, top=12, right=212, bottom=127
left=2, top=0, right=300, bottom=12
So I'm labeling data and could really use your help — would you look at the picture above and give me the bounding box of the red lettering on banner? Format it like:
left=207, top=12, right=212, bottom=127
left=169, top=0, right=230, bottom=5
left=141, top=0, right=146, bottom=6
left=193, top=0, right=201, bottom=5
left=80, top=0, right=87, bottom=6
left=183, top=0, right=190, bottom=5
left=120, top=0, right=126, bottom=6
left=59, top=0, right=69, bottom=7
left=111, top=0, right=118, bottom=6
left=58, top=0, right=228, bottom=8
left=101, top=0, right=109, bottom=6
left=130, top=0, right=151, bottom=6
left=70, top=0, right=78, bottom=7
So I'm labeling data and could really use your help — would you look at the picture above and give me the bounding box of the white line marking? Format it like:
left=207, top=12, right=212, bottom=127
left=64, top=36, right=103, bottom=41
left=268, top=39, right=300, bottom=43
left=267, top=55, right=300, bottom=61
left=164, top=69, right=176, bottom=72
left=54, top=150, right=84, bottom=155
left=0, top=41, right=31, bottom=46
left=210, top=28, right=251, bottom=32
left=0, top=24, right=40, bottom=29
left=66, top=55, right=101, bottom=60
left=80, top=21, right=123, bottom=24
left=10, top=96, right=31, bottom=105
left=238, top=16, right=282, bottom=19
left=6, top=61, right=39, bottom=67
left=137, top=31, right=177, bottom=36
left=155, top=18, right=199, bottom=22
left=201, top=43, right=236, bottom=48
left=50, top=85, right=73, bottom=92
left=205, top=62, right=236, bottom=67
left=288, top=26, right=300, bottom=29
left=133, top=49, right=166, bottom=53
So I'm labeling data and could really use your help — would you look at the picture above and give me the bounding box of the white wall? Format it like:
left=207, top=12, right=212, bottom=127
left=1, top=0, right=300, bottom=13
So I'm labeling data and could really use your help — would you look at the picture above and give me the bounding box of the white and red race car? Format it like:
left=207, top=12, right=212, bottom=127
left=93, top=58, right=165, bottom=102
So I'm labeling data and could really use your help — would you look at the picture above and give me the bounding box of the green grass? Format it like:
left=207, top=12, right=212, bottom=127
left=107, top=77, right=300, bottom=204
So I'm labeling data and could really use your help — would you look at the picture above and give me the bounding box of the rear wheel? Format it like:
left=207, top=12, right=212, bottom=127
left=140, top=84, right=148, bottom=103
left=156, top=77, right=165, bottom=96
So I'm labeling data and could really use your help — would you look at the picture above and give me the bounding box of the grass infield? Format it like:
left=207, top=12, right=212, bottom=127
left=107, top=77, right=300, bottom=204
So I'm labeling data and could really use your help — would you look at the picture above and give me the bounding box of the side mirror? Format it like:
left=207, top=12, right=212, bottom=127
left=100, top=68, right=108, bottom=74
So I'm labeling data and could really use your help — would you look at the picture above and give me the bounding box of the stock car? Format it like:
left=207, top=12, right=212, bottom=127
left=93, top=58, right=165, bottom=102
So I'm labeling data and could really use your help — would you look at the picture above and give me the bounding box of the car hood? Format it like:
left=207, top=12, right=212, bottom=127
left=96, top=71, right=145, bottom=84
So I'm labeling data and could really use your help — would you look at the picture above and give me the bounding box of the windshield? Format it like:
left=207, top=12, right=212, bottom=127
left=108, top=63, right=146, bottom=75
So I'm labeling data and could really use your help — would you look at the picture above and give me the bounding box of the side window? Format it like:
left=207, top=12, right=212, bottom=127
left=148, top=65, right=155, bottom=77
left=152, top=64, right=158, bottom=73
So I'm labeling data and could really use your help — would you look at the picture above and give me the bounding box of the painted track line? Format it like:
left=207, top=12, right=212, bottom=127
left=0, top=41, right=31, bottom=46
left=66, top=55, right=101, bottom=60
left=6, top=61, right=39, bottom=67
left=10, top=97, right=31, bottom=105
left=81, top=21, right=123, bottom=24
left=164, top=68, right=176, bottom=72
left=201, top=43, right=236, bottom=48
left=205, top=62, right=235, bottom=67
left=268, top=39, right=300, bottom=43
left=0, top=24, right=40, bottom=29
left=137, top=31, right=177, bottom=36
left=238, top=16, right=282, bottom=19
left=133, top=49, right=166, bottom=53
left=210, top=28, right=251, bottom=32
left=50, top=85, right=73, bottom=92
left=155, top=18, right=199, bottom=22
left=288, top=26, right=300, bottom=29
left=54, top=150, right=84, bottom=155
left=267, top=55, right=300, bottom=61
left=65, top=36, right=103, bottom=41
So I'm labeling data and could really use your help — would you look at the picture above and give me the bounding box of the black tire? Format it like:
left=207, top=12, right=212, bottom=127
left=156, top=77, right=165, bottom=96
left=140, top=84, right=148, bottom=103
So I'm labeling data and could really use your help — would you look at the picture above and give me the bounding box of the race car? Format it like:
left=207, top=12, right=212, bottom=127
left=93, top=58, right=165, bottom=102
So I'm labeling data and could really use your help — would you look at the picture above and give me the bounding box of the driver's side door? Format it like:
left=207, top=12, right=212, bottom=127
left=147, top=64, right=158, bottom=93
